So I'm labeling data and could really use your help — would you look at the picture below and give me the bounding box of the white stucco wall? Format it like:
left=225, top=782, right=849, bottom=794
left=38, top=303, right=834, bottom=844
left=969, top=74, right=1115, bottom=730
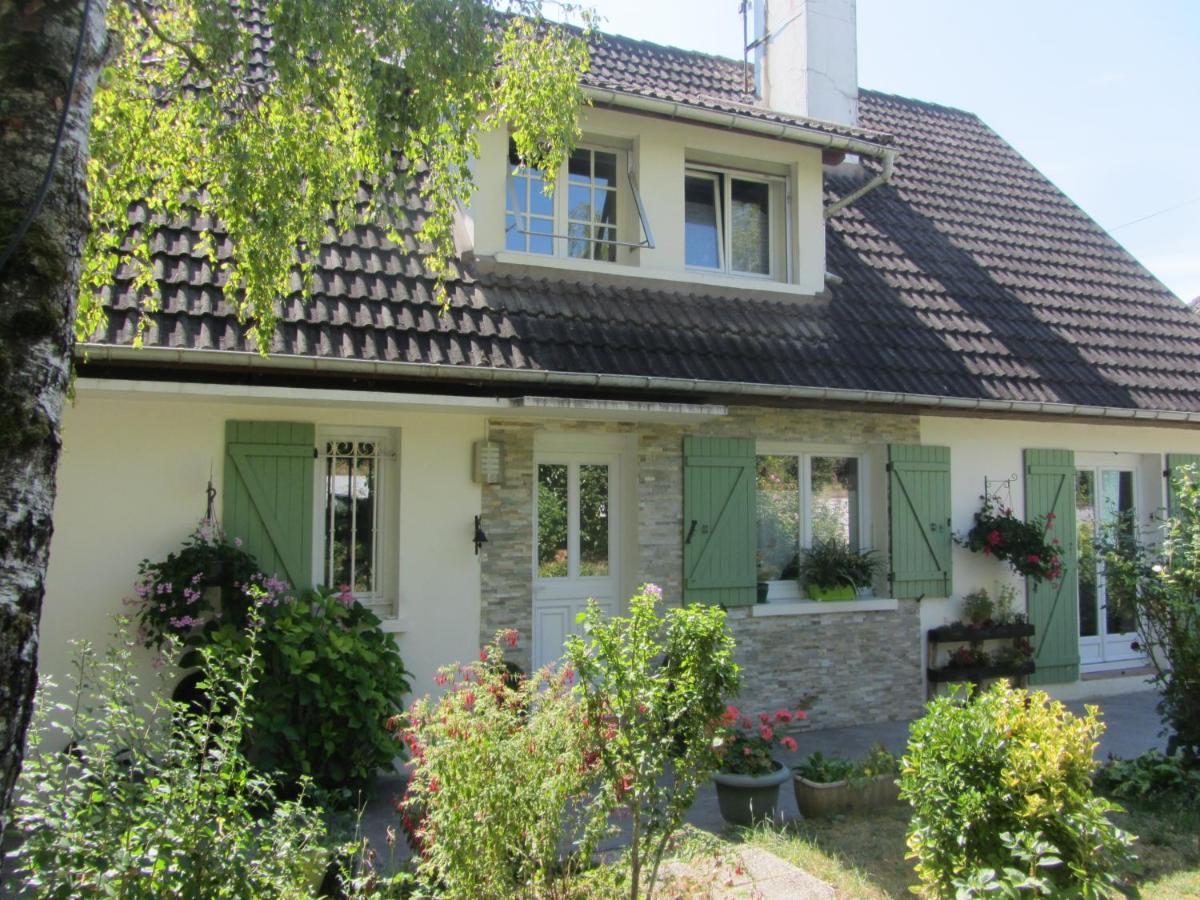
left=40, top=386, right=487, bottom=725
left=918, top=414, right=1200, bottom=644
left=470, top=106, right=828, bottom=294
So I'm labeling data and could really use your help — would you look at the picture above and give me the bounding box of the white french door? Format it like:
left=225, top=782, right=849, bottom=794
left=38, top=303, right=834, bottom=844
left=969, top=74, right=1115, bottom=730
left=531, top=450, right=621, bottom=670
left=1075, top=461, right=1142, bottom=670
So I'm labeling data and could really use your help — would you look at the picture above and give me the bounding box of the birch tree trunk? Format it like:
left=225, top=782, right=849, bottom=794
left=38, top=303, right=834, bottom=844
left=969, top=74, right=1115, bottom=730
left=0, top=0, right=106, bottom=837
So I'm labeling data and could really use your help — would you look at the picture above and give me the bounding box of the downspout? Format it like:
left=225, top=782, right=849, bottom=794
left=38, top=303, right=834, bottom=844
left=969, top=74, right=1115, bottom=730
left=823, top=148, right=896, bottom=218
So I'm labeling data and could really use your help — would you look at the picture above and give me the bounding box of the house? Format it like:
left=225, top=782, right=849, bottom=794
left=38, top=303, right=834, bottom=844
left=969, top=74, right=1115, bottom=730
left=43, top=0, right=1200, bottom=732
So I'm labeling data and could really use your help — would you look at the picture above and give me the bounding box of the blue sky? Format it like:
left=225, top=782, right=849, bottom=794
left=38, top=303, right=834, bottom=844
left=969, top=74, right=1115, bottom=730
left=571, top=0, right=1200, bottom=302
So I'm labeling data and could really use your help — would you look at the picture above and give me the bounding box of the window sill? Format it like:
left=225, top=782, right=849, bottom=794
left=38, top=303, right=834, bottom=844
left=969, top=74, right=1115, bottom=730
left=750, top=598, right=899, bottom=618
left=478, top=252, right=828, bottom=304
left=377, top=615, right=410, bottom=634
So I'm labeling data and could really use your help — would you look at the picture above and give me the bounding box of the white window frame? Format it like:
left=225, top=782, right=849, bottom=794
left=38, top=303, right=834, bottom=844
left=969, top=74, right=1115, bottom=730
left=685, top=164, right=783, bottom=279
left=312, top=426, right=399, bottom=619
left=755, top=443, right=871, bottom=602
left=504, top=141, right=643, bottom=260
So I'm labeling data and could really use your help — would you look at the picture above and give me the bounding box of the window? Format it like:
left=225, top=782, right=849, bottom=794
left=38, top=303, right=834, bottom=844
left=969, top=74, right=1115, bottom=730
left=315, top=430, right=396, bottom=615
left=536, top=461, right=610, bottom=579
left=756, top=453, right=862, bottom=584
left=506, top=143, right=620, bottom=262
left=685, top=167, right=777, bottom=276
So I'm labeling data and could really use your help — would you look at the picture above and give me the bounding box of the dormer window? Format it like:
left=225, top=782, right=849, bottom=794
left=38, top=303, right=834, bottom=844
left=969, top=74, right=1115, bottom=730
left=506, top=142, right=620, bottom=262
left=685, top=167, right=779, bottom=278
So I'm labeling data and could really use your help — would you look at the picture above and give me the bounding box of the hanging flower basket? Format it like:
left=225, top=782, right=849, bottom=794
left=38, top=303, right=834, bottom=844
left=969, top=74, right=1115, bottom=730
left=958, top=497, right=1063, bottom=583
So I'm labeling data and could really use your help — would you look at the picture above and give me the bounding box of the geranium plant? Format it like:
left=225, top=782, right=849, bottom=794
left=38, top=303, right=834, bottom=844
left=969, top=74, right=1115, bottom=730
left=717, top=706, right=805, bottom=775
left=959, top=496, right=1062, bottom=583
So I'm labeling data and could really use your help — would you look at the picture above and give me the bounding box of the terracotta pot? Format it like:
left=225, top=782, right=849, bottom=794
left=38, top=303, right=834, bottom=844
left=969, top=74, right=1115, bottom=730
left=713, top=761, right=791, bottom=826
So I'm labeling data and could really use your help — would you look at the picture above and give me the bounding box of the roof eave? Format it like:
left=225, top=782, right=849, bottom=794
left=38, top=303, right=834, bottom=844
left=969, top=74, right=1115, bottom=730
left=583, top=86, right=894, bottom=159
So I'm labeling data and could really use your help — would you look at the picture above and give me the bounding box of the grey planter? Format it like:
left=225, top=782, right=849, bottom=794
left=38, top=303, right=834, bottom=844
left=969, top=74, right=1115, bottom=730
left=712, top=762, right=791, bottom=826
left=792, top=772, right=901, bottom=818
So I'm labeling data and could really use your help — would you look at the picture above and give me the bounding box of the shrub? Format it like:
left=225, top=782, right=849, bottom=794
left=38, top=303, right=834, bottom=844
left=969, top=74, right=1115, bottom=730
left=7, top=622, right=328, bottom=898
left=899, top=681, right=1133, bottom=898
left=1095, top=750, right=1200, bottom=803
left=1101, top=465, right=1200, bottom=760
left=565, top=585, right=739, bottom=900
left=228, top=587, right=413, bottom=798
left=400, top=629, right=598, bottom=898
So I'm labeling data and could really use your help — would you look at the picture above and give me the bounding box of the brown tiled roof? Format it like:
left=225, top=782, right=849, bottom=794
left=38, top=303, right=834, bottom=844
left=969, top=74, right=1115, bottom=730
left=84, top=35, right=1200, bottom=416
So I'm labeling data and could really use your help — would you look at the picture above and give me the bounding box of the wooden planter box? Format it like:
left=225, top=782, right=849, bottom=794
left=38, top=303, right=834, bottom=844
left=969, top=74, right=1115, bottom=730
left=927, top=622, right=1035, bottom=643
left=927, top=660, right=1035, bottom=684
left=792, top=773, right=900, bottom=818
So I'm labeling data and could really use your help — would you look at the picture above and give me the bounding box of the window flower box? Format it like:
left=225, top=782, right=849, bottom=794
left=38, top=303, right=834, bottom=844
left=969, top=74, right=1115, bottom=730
left=927, top=622, right=1035, bottom=643
left=927, top=660, right=1035, bottom=684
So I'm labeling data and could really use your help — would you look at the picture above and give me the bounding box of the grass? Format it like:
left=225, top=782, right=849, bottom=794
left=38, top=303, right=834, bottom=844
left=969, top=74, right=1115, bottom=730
left=724, top=792, right=1200, bottom=899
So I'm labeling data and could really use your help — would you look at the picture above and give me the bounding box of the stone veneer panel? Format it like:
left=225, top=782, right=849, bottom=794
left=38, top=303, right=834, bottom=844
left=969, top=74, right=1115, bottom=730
left=724, top=602, right=925, bottom=729
left=480, top=405, right=924, bottom=727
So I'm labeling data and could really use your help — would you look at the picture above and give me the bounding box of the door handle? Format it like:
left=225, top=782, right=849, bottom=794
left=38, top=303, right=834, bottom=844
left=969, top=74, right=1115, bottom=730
left=685, top=519, right=698, bottom=545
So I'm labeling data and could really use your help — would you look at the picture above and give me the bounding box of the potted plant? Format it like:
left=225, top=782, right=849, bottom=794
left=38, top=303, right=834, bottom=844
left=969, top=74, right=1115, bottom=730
left=792, top=744, right=901, bottom=818
left=713, top=706, right=804, bottom=826
left=797, top=538, right=881, bottom=601
left=958, top=497, right=1063, bottom=583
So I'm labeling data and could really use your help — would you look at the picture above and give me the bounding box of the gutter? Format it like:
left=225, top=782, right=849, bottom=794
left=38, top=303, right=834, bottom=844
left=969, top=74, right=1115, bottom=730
left=583, top=86, right=893, bottom=160
left=78, top=343, right=1200, bottom=425
left=824, top=148, right=897, bottom=219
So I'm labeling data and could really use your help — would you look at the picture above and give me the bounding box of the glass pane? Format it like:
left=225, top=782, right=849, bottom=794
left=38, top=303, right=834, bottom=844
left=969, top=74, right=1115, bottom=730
left=730, top=178, right=770, bottom=274
left=529, top=217, right=553, bottom=255
left=568, top=183, right=591, bottom=223
left=567, top=222, right=589, bottom=259
left=507, top=172, right=527, bottom=213
left=568, top=147, right=591, bottom=183
left=537, top=464, right=568, bottom=578
left=579, top=464, right=610, bottom=576
left=593, top=150, right=617, bottom=189
left=1104, top=470, right=1137, bottom=636
left=1077, top=470, right=1098, bottom=637
left=529, top=177, right=553, bottom=216
left=504, top=213, right=524, bottom=251
left=594, top=225, right=616, bottom=263
left=756, top=455, right=800, bottom=581
left=328, top=456, right=352, bottom=589
left=351, top=455, right=376, bottom=592
left=685, top=175, right=720, bottom=268
left=810, top=457, right=859, bottom=549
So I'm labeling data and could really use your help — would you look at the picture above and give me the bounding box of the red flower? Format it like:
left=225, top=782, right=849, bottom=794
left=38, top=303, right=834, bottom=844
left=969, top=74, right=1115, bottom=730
left=1027, top=554, right=1041, bottom=565
left=781, top=736, right=798, bottom=752
left=759, top=725, right=774, bottom=741
left=774, top=708, right=793, bottom=723
left=759, top=712, right=771, bottom=725
left=793, top=709, right=807, bottom=721
left=1045, top=512, right=1056, bottom=522
left=722, top=705, right=739, bottom=725
left=462, top=690, right=476, bottom=711
left=986, top=530, right=1003, bottom=547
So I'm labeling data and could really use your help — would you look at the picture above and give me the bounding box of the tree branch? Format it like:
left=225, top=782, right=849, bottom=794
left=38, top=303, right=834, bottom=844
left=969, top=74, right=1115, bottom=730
left=125, top=0, right=207, bottom=75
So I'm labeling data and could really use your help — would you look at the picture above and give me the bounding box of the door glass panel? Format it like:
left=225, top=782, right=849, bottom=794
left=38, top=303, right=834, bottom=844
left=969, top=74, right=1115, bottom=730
left=685, top=174, right=721, bottom=268
left=1077, top=470, right=1098, bottom=637
left=1104, top=470, right=1137, bottom=636
left=730, top=178, right=770, bottom=274
left=811, top=456, right=859, bottom=550
left=756, top=455, right=800, bottom=581
left=537, top=464, right=568, bottom=578
left=579, top=464, right=610, bottom=577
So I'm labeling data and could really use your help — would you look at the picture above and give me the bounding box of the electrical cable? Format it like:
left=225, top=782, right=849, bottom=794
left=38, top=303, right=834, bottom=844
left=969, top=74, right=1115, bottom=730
left=0, top=0, right=94, bottom=278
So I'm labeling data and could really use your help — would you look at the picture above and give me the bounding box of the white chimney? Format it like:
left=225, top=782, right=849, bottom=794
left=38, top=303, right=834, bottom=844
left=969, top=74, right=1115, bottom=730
left=754, top=0, right=859, bottom=127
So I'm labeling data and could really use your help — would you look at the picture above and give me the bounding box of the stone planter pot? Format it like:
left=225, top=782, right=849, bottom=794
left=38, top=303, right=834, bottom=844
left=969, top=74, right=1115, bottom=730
left=713, top=762, right=791, bottom=826
left=792, top=773, right=900, bottom=818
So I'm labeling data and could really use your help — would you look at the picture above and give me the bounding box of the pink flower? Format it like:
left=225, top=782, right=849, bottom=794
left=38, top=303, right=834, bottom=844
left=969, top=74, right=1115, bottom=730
left=721, top=705, right=739, bottom=725
left=759, top=712, right=771, bottom=725
left=644, top=583, right=663, bottom=601
left=774, top=708, right=793, bottom=724
left=434, top=672, right=448, bottom=686
left=233, top=537, right=243, bottom=547
left=742, top=746, right=752, bottom=756
left=1027, top=554, right=1041, bottom=565
left=462, top=690, right=476, bottom=711
left=502, top=628, right=519, bottom=649
left=986, top=530, right=1003, bottom=547
left=759, top=725, right=774, bottom=741
left=781, top=736, right=798, bottom=752
left=336, top=583, right=355, bottom=606
left=793, top=709, right=807, bottom=721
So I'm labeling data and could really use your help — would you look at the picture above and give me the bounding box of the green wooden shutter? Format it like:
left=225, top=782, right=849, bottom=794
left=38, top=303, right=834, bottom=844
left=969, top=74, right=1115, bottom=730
left=224, top=421, right=316, bottom=591
left=1024, top=448, right=1079, bottom=685
left=887, top=444, right=952, bottom=599
left=683, top=436, right=756, bottom=607
left=1167, top=454, right=1200, bottom=518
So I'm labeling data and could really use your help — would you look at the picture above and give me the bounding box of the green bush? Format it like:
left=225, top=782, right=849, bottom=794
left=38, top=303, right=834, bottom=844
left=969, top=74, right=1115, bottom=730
left=1095, top=750, right=1200, bottom=803
left=232, top=587, right=412, bottom=799
left=7, top=623, right=328, bottom=898
left=899, top=681, right=1133, bottom=898
left=401, top=629, right=598, bottom=897
left=566, top=585, right=740, bottom=900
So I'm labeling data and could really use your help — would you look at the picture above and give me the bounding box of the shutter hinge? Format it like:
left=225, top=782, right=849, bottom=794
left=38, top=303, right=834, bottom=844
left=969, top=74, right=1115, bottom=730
left=1164, top=469, right=1171, bottom=478
left=313, top=447, right=319, bottom=459
left=885, top=462, right=893, bottom=472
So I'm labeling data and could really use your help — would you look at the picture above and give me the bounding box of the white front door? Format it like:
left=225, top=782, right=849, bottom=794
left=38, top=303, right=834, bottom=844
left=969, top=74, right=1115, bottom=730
left=1076, top=463, right=1142, bottom=670
left=532, top=450, right=621, bottom=671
